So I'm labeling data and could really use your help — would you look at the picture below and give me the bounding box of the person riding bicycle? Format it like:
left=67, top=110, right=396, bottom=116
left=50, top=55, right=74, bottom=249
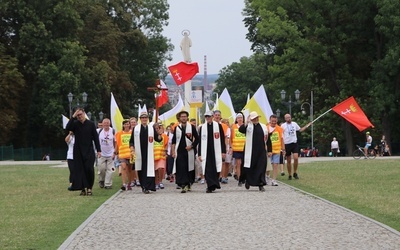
left=364, top=131, right=372, bottom=157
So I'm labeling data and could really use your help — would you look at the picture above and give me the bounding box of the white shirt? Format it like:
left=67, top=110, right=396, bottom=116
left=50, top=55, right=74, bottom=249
left=98, top=128, right=115, bottom=157
left=331, top=140, right=339, bottom=149
left=166, top=132, right=173, bottom=155
left=66, top=135, right=74, bottom=160
left=281, top=122, right=301, bottom=144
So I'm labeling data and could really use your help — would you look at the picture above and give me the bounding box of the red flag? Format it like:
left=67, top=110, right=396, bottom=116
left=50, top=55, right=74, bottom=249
left=332, top=96, right=374, bottom=131
left=168, top=61, right=199, bottom=85
left=156, top=80, right=168, bottom=108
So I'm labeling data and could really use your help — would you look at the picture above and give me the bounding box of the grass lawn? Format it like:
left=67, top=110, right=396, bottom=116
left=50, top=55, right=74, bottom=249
left=0, top=164, right=122, bottom=250
left=277, top=158, right=400, bottom=231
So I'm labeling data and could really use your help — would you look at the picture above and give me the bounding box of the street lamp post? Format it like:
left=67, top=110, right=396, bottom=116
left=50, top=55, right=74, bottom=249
left=280, top=89, right=300, bottom=115
left=300, top=90, right=314, bottom=149
left=68, top=93, right=73, bottom=118
left=67, top=92, right=88, bottom=118
left=275, top=108, right=281, bottom=118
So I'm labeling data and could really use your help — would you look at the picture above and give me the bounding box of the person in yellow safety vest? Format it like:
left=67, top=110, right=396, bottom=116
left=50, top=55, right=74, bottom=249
left=154, top=123, right=168, bottom=189
left=115, top=120, right=133, bottom=191
left=229, top=112, right=246, bottom=186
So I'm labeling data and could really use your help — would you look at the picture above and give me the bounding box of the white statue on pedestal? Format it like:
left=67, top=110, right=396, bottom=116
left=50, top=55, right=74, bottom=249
left=180, top=30, right=192, bottom=63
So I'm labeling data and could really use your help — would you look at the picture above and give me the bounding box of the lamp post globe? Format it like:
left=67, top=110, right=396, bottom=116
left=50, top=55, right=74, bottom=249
left=82, top=92, right=88, bottom=104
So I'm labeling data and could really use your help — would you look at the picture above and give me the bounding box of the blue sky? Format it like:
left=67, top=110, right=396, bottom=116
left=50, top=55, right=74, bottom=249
left=163, top=0, right=254, bottom=75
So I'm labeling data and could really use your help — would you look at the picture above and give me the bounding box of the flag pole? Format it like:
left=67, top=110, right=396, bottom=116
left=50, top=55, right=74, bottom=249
left=311, top=108, right=332, bottom=124
left=155, top=79, right=160, bottom=122
left=147, top=79, right=160, bottom=123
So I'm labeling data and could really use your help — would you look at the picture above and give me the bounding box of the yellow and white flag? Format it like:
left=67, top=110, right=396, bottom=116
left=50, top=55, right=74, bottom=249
left=62, top=115, right=69, bottom=129
left=217, top=88, right=236, bottom=124
left=110, top=92, right=124, bottom=132
left=242, top=85, right=273, bottom=124
left=159, top=95, right=184, bottom=126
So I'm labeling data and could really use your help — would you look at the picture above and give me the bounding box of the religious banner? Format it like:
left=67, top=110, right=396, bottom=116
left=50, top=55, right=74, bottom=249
left=168, top=61, right=199, bottom=85
left=156, top=80, right=168, bottom=108
left=332, top=96, right=374, bottom=131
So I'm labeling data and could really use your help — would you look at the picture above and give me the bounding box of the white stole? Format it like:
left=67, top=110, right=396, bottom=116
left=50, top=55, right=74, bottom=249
left=173, top=123, right=195, bottom=173
left=200, top=121, right=222, bottom=173
left=244, top=122, right=267, bottom=168
left=133, top=123, right=155, bottom=177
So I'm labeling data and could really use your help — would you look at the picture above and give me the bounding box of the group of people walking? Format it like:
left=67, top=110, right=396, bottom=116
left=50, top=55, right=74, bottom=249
left=65, top=107, right=312, bottom=196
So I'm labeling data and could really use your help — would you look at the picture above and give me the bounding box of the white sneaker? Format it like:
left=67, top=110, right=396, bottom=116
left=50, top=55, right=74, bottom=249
left=159, top=183, right=165, bottom=189
left=200, top=179, right=205, bottom=184
left=271, top=180, right=278, bottom=186
left=266, top=176, right=271, bottom=185
left=156, top=184, right=160, bottom=190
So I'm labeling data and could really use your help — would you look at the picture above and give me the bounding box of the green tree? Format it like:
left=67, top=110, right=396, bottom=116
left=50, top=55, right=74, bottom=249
left=0, top=0, right=173, bottom=150
left=369, top=0, right=400, bottom=149
left=243, top=0, right=395, bottom=155
left=0, top=43, right=26, bottom=144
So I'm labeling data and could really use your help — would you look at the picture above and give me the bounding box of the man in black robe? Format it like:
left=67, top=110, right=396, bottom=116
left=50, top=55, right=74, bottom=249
left=129, top=112, right=162, bottom=194
left=238, top=111, right=268, bottom=192
left=66, top=108, right=101, bottom=196
left=198, top=111, right=226, bottom=193
left=171, top=111, right=199, bottom=193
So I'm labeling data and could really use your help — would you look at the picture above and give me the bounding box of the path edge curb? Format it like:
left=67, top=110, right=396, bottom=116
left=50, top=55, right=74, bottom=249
left=58, top=190, right=122, bottom=250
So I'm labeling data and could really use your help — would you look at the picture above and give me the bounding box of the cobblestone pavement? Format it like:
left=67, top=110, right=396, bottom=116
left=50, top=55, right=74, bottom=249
left=59, top=157, right=400, bottom=250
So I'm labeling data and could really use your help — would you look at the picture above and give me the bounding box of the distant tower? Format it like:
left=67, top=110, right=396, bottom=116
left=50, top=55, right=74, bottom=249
left=203, top=55, right=208, bottom=91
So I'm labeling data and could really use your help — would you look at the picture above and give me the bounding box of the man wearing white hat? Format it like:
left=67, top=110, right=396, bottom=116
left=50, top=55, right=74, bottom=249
left=198, top=110, right=226, bottom=193
left=238, top=111, right=268, bottom=192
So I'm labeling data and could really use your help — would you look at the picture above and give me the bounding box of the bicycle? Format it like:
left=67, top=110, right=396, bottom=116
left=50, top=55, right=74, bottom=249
left=353, top=145, right=376, bottom=159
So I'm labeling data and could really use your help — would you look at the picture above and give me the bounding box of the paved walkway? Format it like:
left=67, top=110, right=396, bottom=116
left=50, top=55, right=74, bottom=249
left=50, top=157, right=400, bottom=249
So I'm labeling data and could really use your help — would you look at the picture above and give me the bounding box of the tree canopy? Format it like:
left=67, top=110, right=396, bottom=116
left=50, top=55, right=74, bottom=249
left=214, top=0, right=400, bottom=154
left=0, top=0, right=172, bottom=148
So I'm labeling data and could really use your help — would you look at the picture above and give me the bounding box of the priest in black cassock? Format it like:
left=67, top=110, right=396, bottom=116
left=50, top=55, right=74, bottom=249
left=129, top=112, right=162, bottom=194
left=198, top=111, right=226, bottom=193
left=66, top=108, right=101, bottom=196
left=238, top=111, right=268, bottom=192
left=171, top=110, right=199, bottom=193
